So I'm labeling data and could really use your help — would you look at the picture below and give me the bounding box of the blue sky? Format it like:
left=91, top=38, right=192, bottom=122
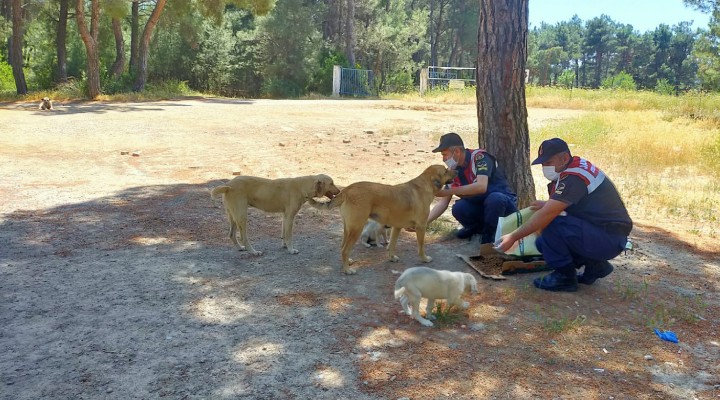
left=529, top=0, right=711, bottom=32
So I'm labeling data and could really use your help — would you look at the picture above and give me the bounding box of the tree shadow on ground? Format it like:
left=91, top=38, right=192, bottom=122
left=1, top=182, right=717, bottom=399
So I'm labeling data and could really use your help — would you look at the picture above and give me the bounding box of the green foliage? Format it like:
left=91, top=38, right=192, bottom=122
left=255, top=0, right=322, bottom=98
left=557, top=70, right=575, bottom=88
left=261, top=77, right=303, bottom=98
left=355, top=0, right=428, bottom=92
left=102, top=74, right=135, bottom=95
left=654, top=78, right=675, bottom=95
left=307, top=50, right=348, bottom=95
left=430, top=302, right=463, bottom=327
left=0, top=61, right=14, bottom=91
left=601, top=71, right=637, bottom=91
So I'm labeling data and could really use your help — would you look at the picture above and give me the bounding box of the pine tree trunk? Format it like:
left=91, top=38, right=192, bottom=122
left=76, top=0, right=100, bottom=99
left=56, top=0, right=68, bottom=83
left=133, top=0, right=167, bottom=92
left=129, top=0, right=139, bottom=74
left=344, top=0, right=355, bottom=67
left=476, top=0, right=535, bottom=208
left=10, top=0, right=27, bottom=94
left=109, top=17, right=125, bottom=78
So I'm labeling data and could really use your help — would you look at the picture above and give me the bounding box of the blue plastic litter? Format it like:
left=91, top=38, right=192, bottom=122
left=654, top=328, right=679, bottom=343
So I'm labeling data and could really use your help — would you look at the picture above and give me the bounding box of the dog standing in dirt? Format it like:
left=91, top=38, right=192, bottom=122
left=394, top=267, right=478, bottom=327
left=309, top=165, right=456, bottom=274
left=39, top=97, right=54, bottom=110
left=211, top=174, right=339, bottom=255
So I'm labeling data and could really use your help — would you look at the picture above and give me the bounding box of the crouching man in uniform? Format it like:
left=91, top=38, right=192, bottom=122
left=494, top=138, right=632, bottom=292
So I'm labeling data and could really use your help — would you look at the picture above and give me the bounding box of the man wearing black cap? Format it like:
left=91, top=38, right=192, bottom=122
left=494, top=138, right=633, bottom=292
left=429, top=132, right=518, bottom=243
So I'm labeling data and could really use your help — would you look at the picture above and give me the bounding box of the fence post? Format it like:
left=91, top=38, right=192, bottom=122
left=420, top=67, right=428, bottom=95
left=332, top=65, right=341, bottom=97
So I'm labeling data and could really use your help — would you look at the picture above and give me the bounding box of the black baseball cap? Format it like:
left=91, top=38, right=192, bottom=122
left=432, top=132, right=465, bottom=153
left=532, top=138, right=571, bottom=165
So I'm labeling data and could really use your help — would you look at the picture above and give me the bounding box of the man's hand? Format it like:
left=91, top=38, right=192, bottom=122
left=493, top=234, right=516, bottom=253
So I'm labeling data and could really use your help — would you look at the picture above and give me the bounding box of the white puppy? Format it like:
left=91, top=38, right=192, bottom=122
left=360, top=220, right=390, bottom=248
left=394, top=267, right=478, bottom=327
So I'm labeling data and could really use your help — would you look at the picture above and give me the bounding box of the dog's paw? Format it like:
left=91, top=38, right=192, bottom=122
left=461, top=301, right=470, bottom=309
left=419, top=319, right=435, bottom=327
left=287, top=248, right=299, bottom=255
left=250, top=250, right=263, bottom=256
left=363, top=243, right=371, bottom=248
left=421, top=255, right=433, bottom=263
left=343, top=268, right=357, bottom=275
left=389, top=255, right=400, bottom=263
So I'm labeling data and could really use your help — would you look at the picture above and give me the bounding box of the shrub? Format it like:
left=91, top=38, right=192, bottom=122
left=601, top=71, right=637, bottom=91
left=655, top=78, right=675, bottom=95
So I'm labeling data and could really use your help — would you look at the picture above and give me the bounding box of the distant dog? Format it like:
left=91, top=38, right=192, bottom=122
left=309, top=165, right=456, bottom=274
left=394, top=267, right=478, bottom=327
left=39, top=97, right=54, bottom=110
left=360, top=220, right=390, bottom=248
left=211, top=174, right=340, bottom=255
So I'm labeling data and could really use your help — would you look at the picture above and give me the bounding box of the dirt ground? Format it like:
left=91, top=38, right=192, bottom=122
left=1, top=98, right=718, bottom=400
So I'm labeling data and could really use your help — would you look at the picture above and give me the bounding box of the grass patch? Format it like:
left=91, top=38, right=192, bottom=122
left=427, top=216, right=456, bottom=236
left=0, top=79, right=201, bottom=103
left=539, top=306, right=586, bottom=334
left=430, top=302, right=463, bottom=327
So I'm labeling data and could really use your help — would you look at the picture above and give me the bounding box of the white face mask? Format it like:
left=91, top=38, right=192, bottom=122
left=542, top=165, right=560, bottom=181
left=444, top=155, right=458, bottom=170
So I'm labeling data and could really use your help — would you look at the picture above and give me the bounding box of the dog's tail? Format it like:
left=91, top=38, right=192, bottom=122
left=307, top=192, right=344, bottom=210
left=210, top=185, right=230, bottom=200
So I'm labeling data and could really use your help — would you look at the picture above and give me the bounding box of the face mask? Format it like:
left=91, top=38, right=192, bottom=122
left=542, top=165, right=559, bottom=181
left=444, top=155, right=457, bottom=170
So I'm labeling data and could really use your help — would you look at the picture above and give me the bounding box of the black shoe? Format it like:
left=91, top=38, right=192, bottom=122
left=533, top=271, right=578, bottom=292
left=455, top=227, right=476, bottom=239
left=577, top=261, right=614, bottom=285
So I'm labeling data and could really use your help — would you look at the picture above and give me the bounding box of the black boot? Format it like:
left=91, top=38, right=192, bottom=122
left=533, top=269, right=578, bottom=292
left=455, top=226, right=477, bottom=240
left=577, top=260, right=614, bottom=285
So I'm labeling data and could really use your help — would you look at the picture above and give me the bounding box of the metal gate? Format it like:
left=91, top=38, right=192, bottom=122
left=333, top=66, right=375, bottom=97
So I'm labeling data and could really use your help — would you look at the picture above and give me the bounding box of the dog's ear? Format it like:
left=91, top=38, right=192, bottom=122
left=315, top=179, right=324, bottom=197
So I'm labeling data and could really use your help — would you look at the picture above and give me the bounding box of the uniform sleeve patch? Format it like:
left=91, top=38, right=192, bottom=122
left=475, top=160, right=488, bottom=172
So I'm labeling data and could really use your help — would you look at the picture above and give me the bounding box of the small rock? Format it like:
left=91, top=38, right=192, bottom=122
left=364, top=130, right=374, bottom=134
left=279, top=142, right=286, bottom=147
left=644, top=355, right=653, bottom=360
left=131, top=151, right=141, bottom=157
left=232, top=171, right=243, bottom=175
left=120, top=151, right=129, bottom=155
left=343, top=139, right=351, bottom=144
left=470, top=323, right=486, bottom=331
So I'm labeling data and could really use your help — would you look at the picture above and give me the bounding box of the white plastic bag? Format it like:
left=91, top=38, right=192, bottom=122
left=494, top=207, right=542, bottom=257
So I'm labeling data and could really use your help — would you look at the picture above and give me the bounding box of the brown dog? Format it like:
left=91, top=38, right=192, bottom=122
left=310, top=165, right=457, bottom=274
left=211, top=174, right=340, bottom=255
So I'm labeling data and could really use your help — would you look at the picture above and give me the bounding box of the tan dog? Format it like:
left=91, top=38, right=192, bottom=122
left=211, top=174, right=339, bottom=255
left=394, top=267, right=478, bottom=327
left=309, top=165, right=456, bottom=274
